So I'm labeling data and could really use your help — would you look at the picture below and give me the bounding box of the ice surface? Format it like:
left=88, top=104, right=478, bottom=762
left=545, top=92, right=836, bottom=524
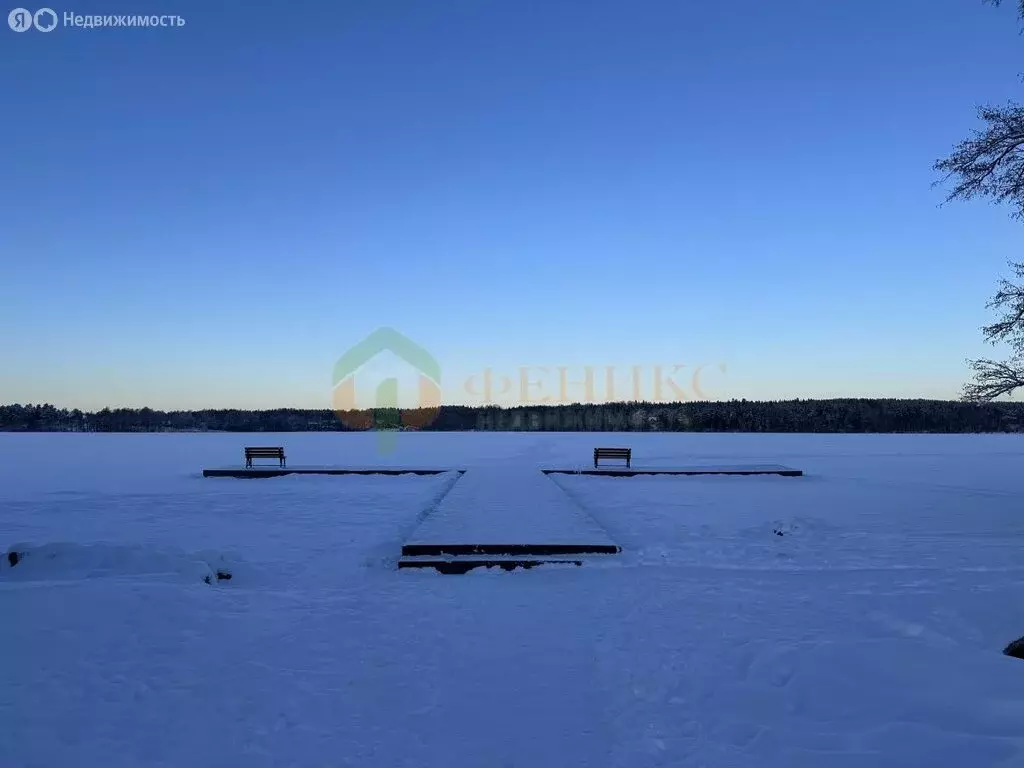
left=1, top=432, right=1024, bottom=767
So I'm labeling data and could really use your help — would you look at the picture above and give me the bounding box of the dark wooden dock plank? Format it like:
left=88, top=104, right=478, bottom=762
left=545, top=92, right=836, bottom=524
left=398, top=557, right=584, bottom=574
left=400, top=542, right=620, bottom=557
left=542, top=465, right=803, bottom=477
left=202, top=467, right=465, bottom=478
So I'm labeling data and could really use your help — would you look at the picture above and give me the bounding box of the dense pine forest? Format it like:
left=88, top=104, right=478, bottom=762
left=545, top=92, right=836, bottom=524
left=1, top=399, right=1022, bottom=433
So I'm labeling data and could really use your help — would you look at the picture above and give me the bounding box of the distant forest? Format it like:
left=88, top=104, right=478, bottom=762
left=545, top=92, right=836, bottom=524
left=1, top=400, right=1023, bottom=433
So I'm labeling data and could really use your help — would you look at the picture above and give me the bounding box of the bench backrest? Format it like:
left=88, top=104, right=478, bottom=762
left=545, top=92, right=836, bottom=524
left=245, top=446, right=285, bottom=457
left=594, top=447, right=631, bottom=457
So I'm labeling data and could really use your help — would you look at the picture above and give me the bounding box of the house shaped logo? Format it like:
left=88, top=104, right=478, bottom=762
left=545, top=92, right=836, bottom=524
left=331, top=327, right=442, bottom=433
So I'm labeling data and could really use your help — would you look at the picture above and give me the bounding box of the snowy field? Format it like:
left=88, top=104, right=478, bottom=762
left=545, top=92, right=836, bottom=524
left=2, top=432, right=1023, bottom=767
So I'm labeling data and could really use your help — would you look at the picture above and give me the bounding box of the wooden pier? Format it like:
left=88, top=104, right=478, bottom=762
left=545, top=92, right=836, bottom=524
left=399, top=467, right=620, bottom=573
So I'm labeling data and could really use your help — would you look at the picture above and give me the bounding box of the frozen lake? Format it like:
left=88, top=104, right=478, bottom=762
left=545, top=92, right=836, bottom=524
left=2, top=432, right=1024, bottom=767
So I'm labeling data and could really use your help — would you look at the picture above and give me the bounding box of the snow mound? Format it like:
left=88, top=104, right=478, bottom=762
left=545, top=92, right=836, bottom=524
left=1, top=543, right=236, bottom=585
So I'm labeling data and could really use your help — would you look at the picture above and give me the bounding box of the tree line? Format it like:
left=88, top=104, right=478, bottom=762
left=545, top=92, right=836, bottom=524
left=1, top=399, right=1022, bottom=433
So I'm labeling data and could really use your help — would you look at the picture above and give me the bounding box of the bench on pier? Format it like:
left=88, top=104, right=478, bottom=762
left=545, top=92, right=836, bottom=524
left=244, top=446, right=286, bottom=468
left=593, top=447, right=631, bottom=468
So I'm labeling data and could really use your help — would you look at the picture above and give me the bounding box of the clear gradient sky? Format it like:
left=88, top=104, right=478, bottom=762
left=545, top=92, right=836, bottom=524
left=2, top=0, right=1023, bottom=410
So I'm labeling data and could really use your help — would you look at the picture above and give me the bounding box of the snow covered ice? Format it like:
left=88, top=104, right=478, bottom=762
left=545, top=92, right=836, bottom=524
left=1, top=432, right=1024, bottom=767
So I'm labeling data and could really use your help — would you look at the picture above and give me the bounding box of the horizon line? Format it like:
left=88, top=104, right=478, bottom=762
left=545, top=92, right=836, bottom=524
left=3, top=397, right=1021, bottom=412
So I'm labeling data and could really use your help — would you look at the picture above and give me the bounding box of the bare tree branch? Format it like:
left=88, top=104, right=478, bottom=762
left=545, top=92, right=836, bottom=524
left=963, top=357, right=1024, bottom=401
left=945, top=4, right=1024, bottom=401
left=992, top=0, right=1024, bottom=13
left=984, top=0, right=1024, bottom=18
left=963, top=263, right=1024, bottom=401
left=934, top=103, right=1024, bottom=217
left=981, top=261, right=1024, bottom=352
left=984, top=0, right=1024, bottom=36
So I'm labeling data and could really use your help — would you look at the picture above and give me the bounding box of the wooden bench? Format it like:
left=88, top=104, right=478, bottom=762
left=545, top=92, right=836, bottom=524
left=594, top=447, right=631, bottom=468
left=245, top=446, right=286, bottom=468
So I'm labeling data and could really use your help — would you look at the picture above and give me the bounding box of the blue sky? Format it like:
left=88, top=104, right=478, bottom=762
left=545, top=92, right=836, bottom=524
left=2, top=0, right=1022, bottom=409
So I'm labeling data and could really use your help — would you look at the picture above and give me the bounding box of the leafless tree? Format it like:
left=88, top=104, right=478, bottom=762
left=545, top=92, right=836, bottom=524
left=936, top=1, right=1024, bottom=401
